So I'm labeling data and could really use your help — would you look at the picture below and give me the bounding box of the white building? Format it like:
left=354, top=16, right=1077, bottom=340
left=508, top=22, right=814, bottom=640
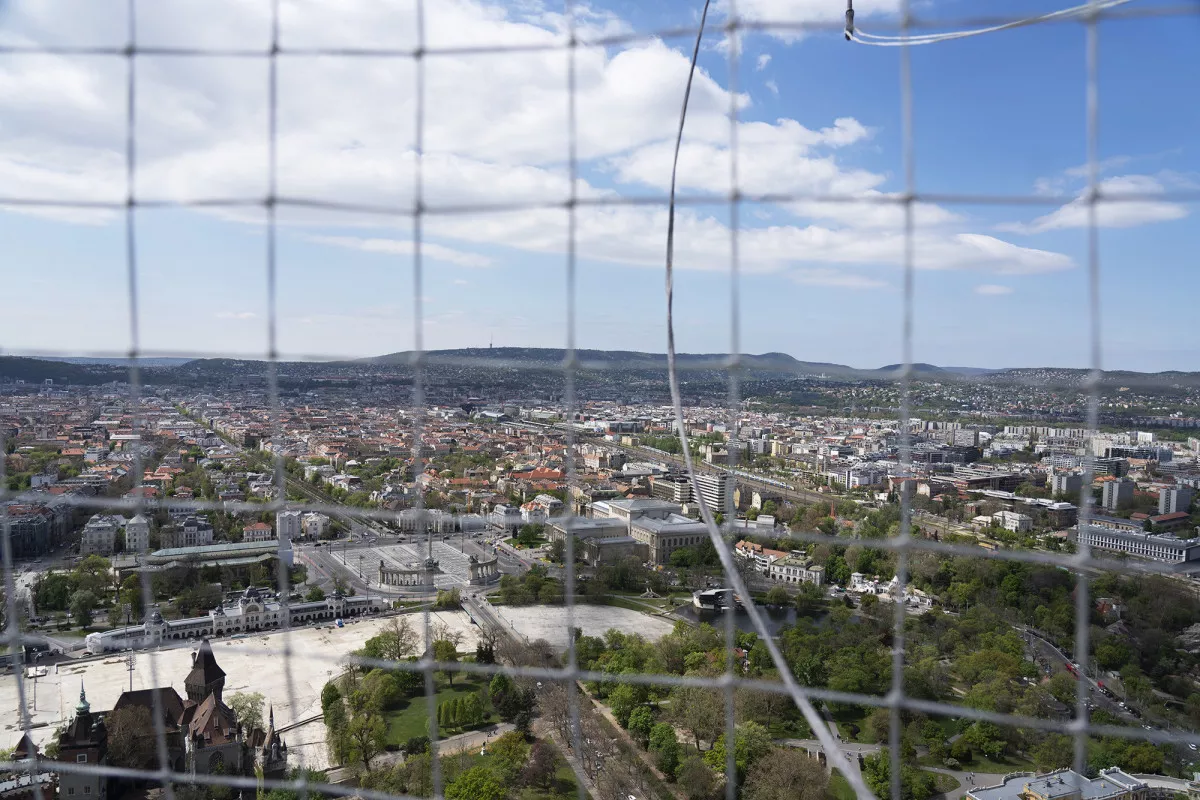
left=692, top=473, right=732, bottom=513
left=164, top=516, right=215, bottom=549
left=488, top=504, right=523, bottom=531
left=768, top=555, right=825, bottom=585
left=243, top=522, right=275, bottom=542
left=301, top=512, right=330, bottom=539
left=1076, top=526, right=1200, bottom=563
left=994, top=510, right=1033, bottom=533
left=125, top=513, right=150, bottom=554
left=276, top=510, right=302, bottom=541
left=85, top=588, right=385, bottom=653
left=80, top=514, right=124, bottom=556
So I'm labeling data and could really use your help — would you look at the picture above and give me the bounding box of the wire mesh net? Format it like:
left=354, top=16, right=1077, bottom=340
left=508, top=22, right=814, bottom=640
left=2, top=1, right=1200, bottom=799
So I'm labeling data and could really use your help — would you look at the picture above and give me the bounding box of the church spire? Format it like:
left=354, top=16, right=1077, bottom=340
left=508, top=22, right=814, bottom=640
left=75, top=681, right=90, bottom=715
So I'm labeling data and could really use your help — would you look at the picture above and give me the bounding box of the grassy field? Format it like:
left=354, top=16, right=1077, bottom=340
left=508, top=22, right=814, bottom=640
left=828, top=772, right=856, bottom=800
left=505, top=535, right=549, bottom=550
left=926, top=770, right=961, bottom=793
left=829, top=705, right=876, bottom=744
left=383, top=675, right=496, bottom=744
left=918, top=752, right=1035, bottom=774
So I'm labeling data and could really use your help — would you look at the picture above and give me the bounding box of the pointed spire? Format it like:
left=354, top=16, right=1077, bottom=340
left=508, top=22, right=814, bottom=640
left=76, top=681, right=90, bottom=715
left=268, top=705, right=274, bottom=731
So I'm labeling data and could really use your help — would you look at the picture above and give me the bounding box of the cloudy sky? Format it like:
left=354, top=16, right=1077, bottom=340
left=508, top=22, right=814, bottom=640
left=1, top=0, right=1196, bottom=370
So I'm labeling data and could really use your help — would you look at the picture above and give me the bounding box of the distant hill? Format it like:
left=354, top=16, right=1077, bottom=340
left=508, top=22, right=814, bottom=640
left=359, top=347, right=858, bottom=376
left=7, top=350, right=1199, bottom=388
left=51, top=356, right=195, bottom=367
left=872, top=363, right=954, bottom=379
left=0, top=357, right=127, bottom=385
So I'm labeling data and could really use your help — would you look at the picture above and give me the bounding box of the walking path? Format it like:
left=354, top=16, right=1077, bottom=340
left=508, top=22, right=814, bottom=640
left=777, top=737, right=1022, bottom=800
left=325, top=722, right=514, bottom=783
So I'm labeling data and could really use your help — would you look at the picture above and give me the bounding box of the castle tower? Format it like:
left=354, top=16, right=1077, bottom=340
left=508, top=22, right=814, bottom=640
left=185, top=639, right=226, bottom=704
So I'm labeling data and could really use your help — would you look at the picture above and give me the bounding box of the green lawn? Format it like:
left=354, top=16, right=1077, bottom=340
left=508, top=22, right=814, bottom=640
left=506, top=536, right=549, bottom=550
left=829, top=705, right=876, bottom=744
left=828, top=772, right=856, bottom=800
left=918, top=752, right=1035, bottom=774
left=583, top=594, right=670, bottom=614
left=925, top=770, right=961, bottom=793
left=383, top=676, right=496, bottom=744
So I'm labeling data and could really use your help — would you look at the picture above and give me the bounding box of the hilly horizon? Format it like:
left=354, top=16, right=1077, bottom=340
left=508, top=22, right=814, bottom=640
left=3, top=349, right=1199, bottom=386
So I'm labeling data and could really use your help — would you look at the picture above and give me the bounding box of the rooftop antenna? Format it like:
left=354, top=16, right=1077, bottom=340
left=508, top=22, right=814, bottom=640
left=844, top=0, right=854, bottom=41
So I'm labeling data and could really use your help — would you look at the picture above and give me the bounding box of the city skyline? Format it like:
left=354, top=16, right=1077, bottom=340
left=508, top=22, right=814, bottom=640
left=1, top=0, right=1196, bottom=371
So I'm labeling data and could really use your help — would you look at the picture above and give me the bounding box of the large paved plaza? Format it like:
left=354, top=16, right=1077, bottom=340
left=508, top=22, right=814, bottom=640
left=1, top=611, right=479, bottom=755
left=491, top=604, right=677, bottom=649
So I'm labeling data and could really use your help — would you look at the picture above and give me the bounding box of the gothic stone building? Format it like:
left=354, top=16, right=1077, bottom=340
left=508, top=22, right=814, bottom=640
left=54, top=639, right=287, bottom=791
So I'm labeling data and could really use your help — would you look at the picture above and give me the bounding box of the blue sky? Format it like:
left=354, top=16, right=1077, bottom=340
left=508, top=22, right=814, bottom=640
left=0, top=0, right=1196, bottom=371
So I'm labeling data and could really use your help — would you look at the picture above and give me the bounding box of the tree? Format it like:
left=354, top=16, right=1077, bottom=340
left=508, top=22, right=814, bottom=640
left=106, top=706, right=155, bottom=769
left=1032, top=734, right=1074, bottom=772
left=628, top=706, right=654, bottom=745
left=262, top=769, right=326, bottom=800
left=491, top=674, right=536, bottom=732
left=446, top=766, right=507, bottom=800
left=321, top=683, right=342, bottom=717
left=520, top=741, right=558, bottom=791
left=344, top=689, right=386, bottom=772
left=743, top=748, right=827, bottom=800
left=360, top=616, right=417, bottom=664
left=862, top=752, right=937, bottom=800
left=432, top=639, right=459, bottom=687
left=69, top=590, right=98, bottom=628
left=650, top=722, right=682, bottom=776
left=764, top=585, right=790, bottom=606
left=362, top=670, right=404, bottom=711
left=677, top=756, right=720, bottom=800
left=459, top=693, right=484, bottom=727
left=489, top=730, right=530, bottom=782
left=538, top=581, right=563, bottom=604
left=703, top=721, right=772, bottom=778
left=671, top=685, right=724, bottom=750
left=516, top=524, right=544, bottom=549
left=305, top=585, right=325, bottom=602
left=227, top=691, right=265, bottom=733
left=609, top=683, right=639, bottom=727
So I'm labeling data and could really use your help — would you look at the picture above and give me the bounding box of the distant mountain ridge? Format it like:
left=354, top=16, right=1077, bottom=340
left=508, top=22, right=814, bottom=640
left=6, top=350, right=1200, bottom=386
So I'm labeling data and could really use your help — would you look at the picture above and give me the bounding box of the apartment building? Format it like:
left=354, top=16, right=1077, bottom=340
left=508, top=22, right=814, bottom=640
left=1159, top=486, right=1194, bottom=515
left=1102, top=479, right=1136, bottom=511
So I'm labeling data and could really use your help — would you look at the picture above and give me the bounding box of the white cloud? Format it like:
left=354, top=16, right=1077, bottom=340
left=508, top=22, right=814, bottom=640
left=1000, top=175, right=1189, bottom=233
left=722, top=0, right=902, bottom=42
left=975, top=284, right=1013, bottom=296
left=0, top=0, right=1074, bottom=283
left=792, top=268, right=887, bottom=289
left=309, top=235, right=493, bottom=268
left=765, top=79, right=779, bottom=96
left=756, top=53, right=772, bottom=71
left=215, top=311, right=258, bottom=320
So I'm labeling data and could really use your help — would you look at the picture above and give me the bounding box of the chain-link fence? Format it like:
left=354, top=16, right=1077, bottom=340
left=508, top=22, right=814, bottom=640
left=2, top=1, right=1200, bottom=799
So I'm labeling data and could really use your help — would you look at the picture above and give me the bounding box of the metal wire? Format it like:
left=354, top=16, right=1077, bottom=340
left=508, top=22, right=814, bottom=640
left=1, top=1, right=1196, bottom=799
